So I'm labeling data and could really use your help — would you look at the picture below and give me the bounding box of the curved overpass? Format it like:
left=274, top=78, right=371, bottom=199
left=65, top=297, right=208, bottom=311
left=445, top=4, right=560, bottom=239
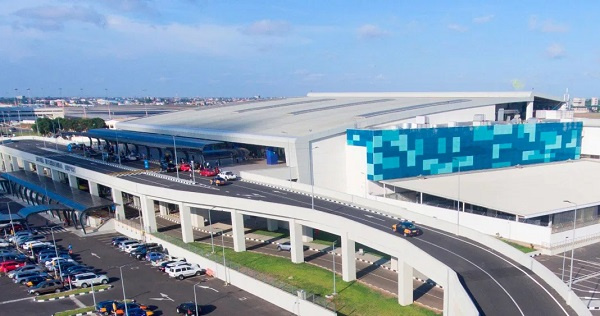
left=0, top=139, right=588, bottom=315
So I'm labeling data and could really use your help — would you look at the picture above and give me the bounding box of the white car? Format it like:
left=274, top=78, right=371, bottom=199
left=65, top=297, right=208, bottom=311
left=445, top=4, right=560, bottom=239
left=22, top=241, right=52, bottom=250
left=0, top=238, right=10, bottom=247
left=118, top=240, right=139, bottom=251
left=123, top=243, right=141, bottom=253
left=218, top=171, right=237, bottom=180
left=151, top=256, right=184, bottom=267
left=70, top=273, right=109, bottom=288
left=45, top=258, right=75, bottom=270
left=164, top=261, right=190, bottom=273
left=166, top=264, right=204, bottom=280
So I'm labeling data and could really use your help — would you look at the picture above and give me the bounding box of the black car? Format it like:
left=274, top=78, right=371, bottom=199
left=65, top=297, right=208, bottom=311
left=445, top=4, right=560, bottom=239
left=176, top=302, right=201, bottom=315
left=130, top=248, right=148, bottom=260
left=391, top=221, right=423, bottom=237
left=160, top=161, right=177, bottom=172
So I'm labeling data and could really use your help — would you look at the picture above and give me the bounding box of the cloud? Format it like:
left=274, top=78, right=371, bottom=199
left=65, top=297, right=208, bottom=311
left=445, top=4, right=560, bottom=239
left=473, top=15, right=494, bottom=24
left=13, top=5, right=106, bottom=31
left=546, top=43, right=566, bottom=59
left=357, top=24, right=389, bottom=39
left=529, top=16, right=568, bottom=33
left=241, top=19, right=291, bottom=36
left=447, top=23, right=468, bottom=32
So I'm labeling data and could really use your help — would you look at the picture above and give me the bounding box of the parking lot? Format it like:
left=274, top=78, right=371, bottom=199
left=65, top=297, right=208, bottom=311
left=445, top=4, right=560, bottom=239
left=0, top=196, right=292, bottom=316
left=536, top=243, right=600, bottom=312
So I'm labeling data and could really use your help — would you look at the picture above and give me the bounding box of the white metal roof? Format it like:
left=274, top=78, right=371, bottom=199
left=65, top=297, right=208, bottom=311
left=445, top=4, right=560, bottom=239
left=381, top=160, right=600, bottom=218
left=116, top=92, right=560, bottom=145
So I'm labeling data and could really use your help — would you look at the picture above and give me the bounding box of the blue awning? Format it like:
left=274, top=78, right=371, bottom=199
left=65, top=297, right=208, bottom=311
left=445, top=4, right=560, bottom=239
left=17, top=205, right=71, bottom=219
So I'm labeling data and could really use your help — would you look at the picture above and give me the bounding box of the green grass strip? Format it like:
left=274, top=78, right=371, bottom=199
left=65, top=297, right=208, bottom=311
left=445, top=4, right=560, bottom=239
left=54, top=306, right=95, bottom=316
left=248, top=228, right=289, bottom=238
left=187, top=241, right=438, bottom=316
left=35, top=284, right=111, bottom=301
left=499, top=238, right=536, bottom=253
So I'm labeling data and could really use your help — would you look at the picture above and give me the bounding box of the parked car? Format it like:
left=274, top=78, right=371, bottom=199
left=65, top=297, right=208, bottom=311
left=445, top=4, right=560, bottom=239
left=145, top=252, right=165, bottom=262
left=114, top=302, right=149, bottom=315
left=14, top=271, right=48, bottom=284
left=0, top=253, right=27, bottom=263
left=209, top=176, right=228, bottom=186
left=118, top=240, right=139, bottom=251
left=124, top=242, right=142, bottom=253
left=70, top=272, right=109, bottom=288
left=22, top=241, right=52, bottom=250
left=0, top=238, right=11, bottom=247
left=167, top=264, right=205, bottom=280
left=8, top=265, right=42, bottom=278
left=124, top=153, right=140, bottom=161
left=176, top=302, right=201, bottom=315
left=391, top=221, right=423, bottom=237
left=111, top=236, right=129, bottom=246
left=9, top=231, right=33, bottom=243
left=199, top=167, right=219, bottom=177
left=28, top=279, right=64, bottom=296
left=276, top=242, right=309, bottom=252
left=160, top=161, right=176, bottom=172
left=45, top=258, right=76, bottom=271
left=164, top=261, right=191, bottom=273
left=218, top=170, right=237, bottom=180
left=96, top=300, right=120, bottom=315
left=24, top=274, right=53, bottom=287
left=178, top=163, right=192, bottom=172
left=125, top=307, right=154, bottom=316
left=0, top=260, right=26, bottom=273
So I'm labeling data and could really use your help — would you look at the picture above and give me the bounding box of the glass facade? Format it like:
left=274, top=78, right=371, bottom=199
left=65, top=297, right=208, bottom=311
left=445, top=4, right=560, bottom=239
left=347, top=122, right=582, bottom=180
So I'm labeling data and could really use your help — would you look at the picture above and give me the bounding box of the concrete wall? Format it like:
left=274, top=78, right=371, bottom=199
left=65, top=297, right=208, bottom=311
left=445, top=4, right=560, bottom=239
left=345, top=144, right=367, bottom=197
left=581, top=126, right=600, bottom=156
left=312, top=134, right=347, bottom=194
left=115, top=221, right=335, bottom=316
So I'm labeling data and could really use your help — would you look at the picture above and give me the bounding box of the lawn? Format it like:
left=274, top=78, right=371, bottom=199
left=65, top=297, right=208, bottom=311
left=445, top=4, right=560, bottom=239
left=54, top=306, right=95, bottom=316
left=35, top=284, right=111, bottom=301
left=187, top=241, right=438, bottom=316
left=249, top=228, right=289, bottom=239
left=312, top=231, right=391, bottom=260
left=500, top=238, right=536, bottom=253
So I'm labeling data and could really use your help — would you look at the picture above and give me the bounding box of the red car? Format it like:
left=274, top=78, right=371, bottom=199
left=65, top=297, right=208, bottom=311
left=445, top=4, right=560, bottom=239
left=0, top=260, right=26, bottom=273
left=178, top=163, right=192, bottom=172
left=199, top=167, right=219, bottom=177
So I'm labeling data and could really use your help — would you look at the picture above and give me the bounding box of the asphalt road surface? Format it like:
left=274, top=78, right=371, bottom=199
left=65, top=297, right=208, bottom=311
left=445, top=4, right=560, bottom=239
left=2, top=139, right=579, bottom=316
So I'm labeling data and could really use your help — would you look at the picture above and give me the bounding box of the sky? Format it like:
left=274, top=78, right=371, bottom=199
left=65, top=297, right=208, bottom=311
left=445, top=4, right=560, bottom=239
left=1, top=0, right=599, bottom=98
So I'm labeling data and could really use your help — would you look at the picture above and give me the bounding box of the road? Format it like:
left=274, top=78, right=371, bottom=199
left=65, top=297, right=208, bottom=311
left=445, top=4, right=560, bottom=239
left=2, top=139, right=578, bottom=315
left=0, top=197, right=293, bottom=316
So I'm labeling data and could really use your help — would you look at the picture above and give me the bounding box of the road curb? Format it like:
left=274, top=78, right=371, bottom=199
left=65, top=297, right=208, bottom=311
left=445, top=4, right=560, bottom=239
left=35, top=285, right=113, bottom=302
left=52, top=311, right=94, bottom=316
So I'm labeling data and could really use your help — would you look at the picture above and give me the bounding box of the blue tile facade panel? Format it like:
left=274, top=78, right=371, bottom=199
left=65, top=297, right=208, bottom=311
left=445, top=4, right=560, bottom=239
left=347, top=122, right=582, bottom=180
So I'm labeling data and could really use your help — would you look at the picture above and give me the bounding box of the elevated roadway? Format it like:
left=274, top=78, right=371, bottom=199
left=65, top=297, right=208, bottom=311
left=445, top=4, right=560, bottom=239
left=1, top=140, right=581, bottom=315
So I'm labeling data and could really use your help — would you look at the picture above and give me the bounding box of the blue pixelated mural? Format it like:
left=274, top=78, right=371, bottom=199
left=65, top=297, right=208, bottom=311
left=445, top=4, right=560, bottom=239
left=347, top=122, right=582, bottom=180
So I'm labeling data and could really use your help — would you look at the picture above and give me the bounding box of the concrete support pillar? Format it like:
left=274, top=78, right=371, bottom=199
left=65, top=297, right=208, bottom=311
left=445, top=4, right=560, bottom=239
left=22, top=161, right=31, bottom=172
left=341, top=232, right=356, bottom=282
left=397, top=259, right=414, bottom=306
left=111, top=188, right=125, bottom=220
left=289, top=219, right=304, bottom=264
left=36, top=165, right=45, bottom=176
left=67, top=174, right=78, bottom=189
left=302, top=226, right=313, bottom=242
left=526, top=101, right=534, bottom=120
left=2, top=154, right=10, bottom=171
left=266, top=218, right=279, bottom=232
left=158, top=202, right=168, bottom=216
left=11, top=156, right=19, bottom=171
left=190, top=208, right=205, bottom=228
left=230, top=210, right=246, bottom=252
left=390, top=257, right=398, bottom=271
left=140, top=195, right=157, bottom=233
left=51, top=169, right=61, bottom=182
left=88, top=180, right=100, bottom=196
left=179, top=203, right=194, bottom=243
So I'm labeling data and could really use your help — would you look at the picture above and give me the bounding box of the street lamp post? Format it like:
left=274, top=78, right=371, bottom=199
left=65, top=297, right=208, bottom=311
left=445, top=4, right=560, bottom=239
left=172, top=135, right=180, bottom=179
left=332, top=241, right=337, bottom=296
left=50, top=226, right=69, bottom=289
left=4, top=202, right=15, bottom=237
left=453, top=158, right=461, bottom=235
left=309, top=145, right=319, bottom=210
left=119, top=264, right=130, bottom=315
left=193, top=282, right=201, bottom=316
left=208, top=208, right=214, bottom=253
left=563, top=200, right=578, bottom=298
left=221, top=229, right=228, bottom=285
left=191, top=160, right=196, bottom=183
left=561, top=236, right=569, bottom=282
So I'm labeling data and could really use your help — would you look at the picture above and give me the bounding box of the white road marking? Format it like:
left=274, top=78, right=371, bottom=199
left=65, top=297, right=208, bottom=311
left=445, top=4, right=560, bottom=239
left=71, top=296, right=86, bottom=308
left=198, top=285, right=219, bottom=292
left=364, top=214, right=385, bottom=221
left=91, top=252, right=101, bottom=259
left=0, top=297, right=32, bottom=305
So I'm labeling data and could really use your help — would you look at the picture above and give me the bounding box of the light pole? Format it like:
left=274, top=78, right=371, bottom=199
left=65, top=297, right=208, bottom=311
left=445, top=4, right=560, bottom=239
left=50, top=226, right=68, bottom=289
left=208, top=208, right=214, bottom=253
left=4, top=202, right=15, bottom=236
left=332, top=241, right=337, bottom=296
left=193, top=282, right=201, bottom=316
left=220, top=229, right=227, bottom=285
left=563, top=200, right=578, bottom=297
left=561, top=236, right=569, bottom=282
left=190, top=160, right=196, bottom=183
left=172, top=135, right=180, bottom=179
left=309, top=145, right=319, bottom=210
left=119, top=264, right=130, bottom=315
left=453, top=158, right=461, bottom=235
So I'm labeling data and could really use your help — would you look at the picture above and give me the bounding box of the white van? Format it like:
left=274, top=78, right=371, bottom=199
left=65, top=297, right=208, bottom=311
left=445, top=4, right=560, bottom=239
left=166, top=264, right=204, bottom=280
